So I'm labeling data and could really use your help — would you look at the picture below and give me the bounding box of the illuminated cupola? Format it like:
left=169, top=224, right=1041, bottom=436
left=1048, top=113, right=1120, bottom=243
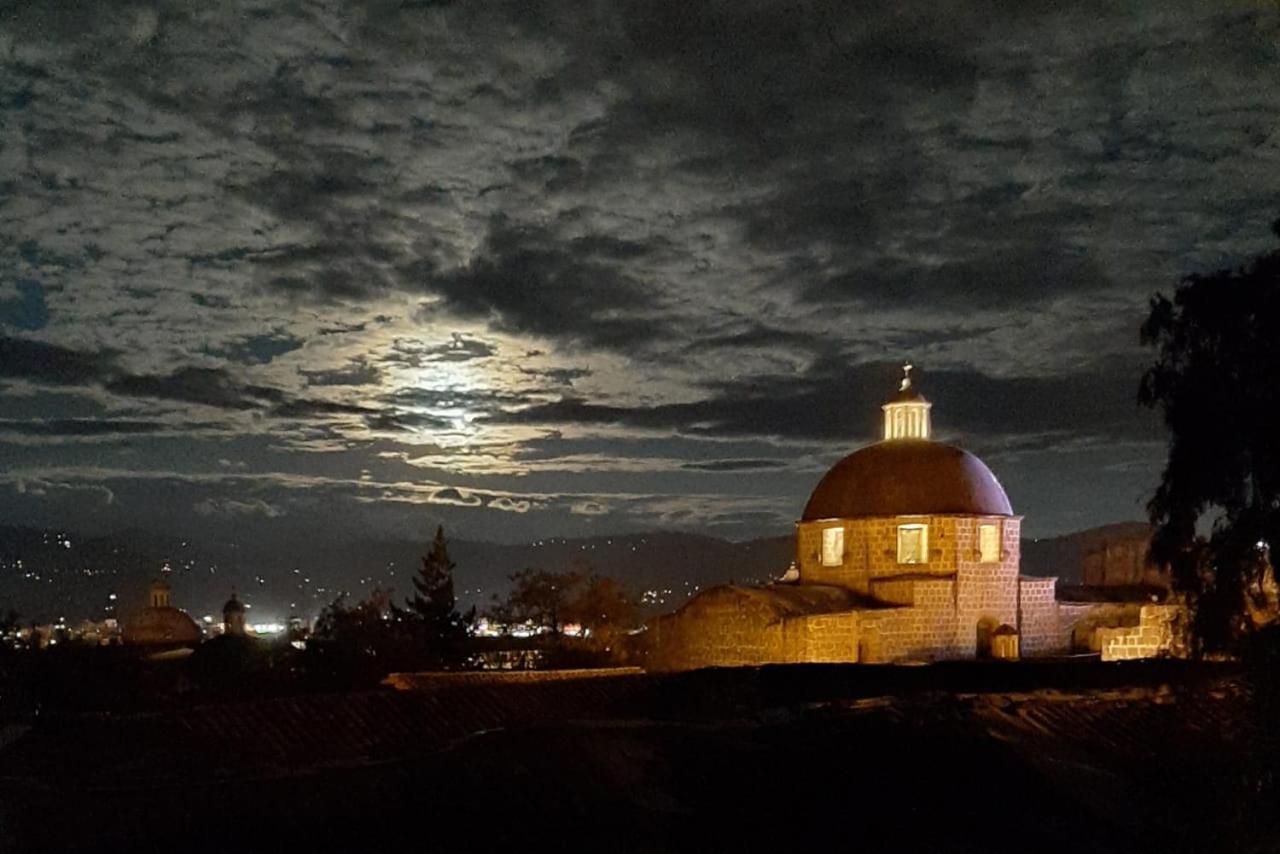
left=882, top=363, right=931, bottom=441
left=223, top=591, right=247, bottom=637
left=149, top=575, right=172, bottom=608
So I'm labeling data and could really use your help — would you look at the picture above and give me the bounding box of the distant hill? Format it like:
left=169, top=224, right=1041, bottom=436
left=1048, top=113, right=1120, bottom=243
left=1020, top=521, right=1153, bottom=583
left=0, top=520, right=1152, bottom=624
left=0, top=525, right=793, bottom=624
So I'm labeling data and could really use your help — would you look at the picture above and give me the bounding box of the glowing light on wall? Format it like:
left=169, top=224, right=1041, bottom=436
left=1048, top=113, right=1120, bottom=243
left=821, top=527, right=844, bottom=567
left=897, top=524, right=928, bottom=564
left=979, top=523, right=1000, bottom=563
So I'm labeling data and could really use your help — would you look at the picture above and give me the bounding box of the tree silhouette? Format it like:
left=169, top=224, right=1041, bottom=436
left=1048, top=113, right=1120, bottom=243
left=1140, top=218, right=1280, bottom=651
left=495, top=568, right=580, bottom=636
left=401, top=525, right=472, bottom=669
left=562, top=573, right=638, bottom=651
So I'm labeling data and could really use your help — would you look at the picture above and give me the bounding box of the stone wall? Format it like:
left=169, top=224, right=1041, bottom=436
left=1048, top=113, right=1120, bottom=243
left=644, top=586, right=868, bottom=670
left=646, top=587, right=783, bottom=670
left=861, top=578, right=962, bottom=661
left=1097, top=605, right=1187, bottom=661
left=798, top=515, right=1019, bottom=612
left=955, top=517, right=1021, bottom=654
left=1059, top=602, right=1143, bottom=653
left=1018, top=576, right=1064, bottom=656
left=797, top=516, right=964, bottom=591
left=795, top=612, right=860, bottom=662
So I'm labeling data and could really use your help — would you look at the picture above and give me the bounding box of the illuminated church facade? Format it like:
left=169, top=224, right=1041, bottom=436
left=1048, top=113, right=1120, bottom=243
left=647, top=368, right=1187, bottom=669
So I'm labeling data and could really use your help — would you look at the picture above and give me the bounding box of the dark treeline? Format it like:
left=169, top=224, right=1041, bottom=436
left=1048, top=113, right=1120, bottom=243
left=0, top=526, right=642, bottom=717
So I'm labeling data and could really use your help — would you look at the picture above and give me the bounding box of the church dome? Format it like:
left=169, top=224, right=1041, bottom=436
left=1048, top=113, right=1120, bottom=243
left=801, top=366, right=1012, bottom=521
left=121, top=606, right=202, bottom=646
left=802, top=440, right=1013, bottom=520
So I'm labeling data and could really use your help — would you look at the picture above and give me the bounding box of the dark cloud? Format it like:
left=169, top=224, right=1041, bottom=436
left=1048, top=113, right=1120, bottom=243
left=0, top=336, right=112, bottom=386
left=518, top=365, right=592, bottom=387
left=489, top=357, right=1155, bottom=446
left=682, top=458, right=789, bottom=472
left=209, top=331, right=304, bottom=365
left=271, top=399, right=379, bottom=419
left=2, top=0, right=1279, bottom=550
left=106, top=367, right=284, bottom=410
left=385, top=334, right=498, bottom=367
left=0, top=337, right=387, bottom=428
left=0, top=419, right=167, bottom=437
left=364, top=411, right=453, bottom=433
left=428, top=487, right=482, bottom=507
left=418, top=218, right=666, bottom=351
left=805, top=241, right=1113, bottom=309
left=684, top=320, right=828, bottom=355
left=302, top=360, right=382, bottom=387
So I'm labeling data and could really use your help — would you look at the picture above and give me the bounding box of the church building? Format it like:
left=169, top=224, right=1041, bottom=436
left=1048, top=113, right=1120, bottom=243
left=647, top=367, right=1187, bottom=669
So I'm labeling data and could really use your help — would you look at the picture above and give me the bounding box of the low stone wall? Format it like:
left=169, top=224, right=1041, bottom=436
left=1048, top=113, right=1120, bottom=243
left=1098, top=605, right=1186, bottom=661
left=647, top=592, right=780, bottom=670
left=794, top=612, right=860, bottom=662
left=646, top=586, right=869, bottom=670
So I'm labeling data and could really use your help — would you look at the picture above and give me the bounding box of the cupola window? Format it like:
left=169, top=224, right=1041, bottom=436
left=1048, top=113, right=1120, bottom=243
left=897, top=524, right=928, bottom=564
left=821, top=527, right=844, bottom=567
left=979, top=523, right=1000, bottom=563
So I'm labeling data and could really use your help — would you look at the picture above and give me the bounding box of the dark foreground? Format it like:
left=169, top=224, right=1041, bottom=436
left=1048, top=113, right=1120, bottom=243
left=1, top=661, right=1275, bottom=853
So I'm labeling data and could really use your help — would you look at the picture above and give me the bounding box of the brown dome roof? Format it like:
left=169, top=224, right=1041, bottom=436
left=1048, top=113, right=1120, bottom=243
left=121, top=606, right=203, bottom=646
left=802, top=440, right=1013, bottom=520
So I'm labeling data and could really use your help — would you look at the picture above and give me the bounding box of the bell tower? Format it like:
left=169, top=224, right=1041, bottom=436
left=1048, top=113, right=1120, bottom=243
left=882, top=363, right=931, bottom=441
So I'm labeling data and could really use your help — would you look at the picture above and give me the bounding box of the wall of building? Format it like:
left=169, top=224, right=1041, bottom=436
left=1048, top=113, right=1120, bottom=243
left=646, top=588, right=782, bottom=670
left=861, top=578, right=964, bottom=661
left=794, top=612, right=860, bottom=663
left=1097, top=605, right=1187, bottom=661
left=1058, top=602, right=1144, bottom=653
left=1018, top=576, right=1064, bottom=656
left=798, top=516, right=1018, bottom=589
left=955, top=517, right=1021, bottom=654
left=648, top=512, right=1197, bottom=670
left=644, top=587, right=866, bottom=670
left=792, top=514, right=1023, bottom=661
left=796, top=516, right=955, bottom=591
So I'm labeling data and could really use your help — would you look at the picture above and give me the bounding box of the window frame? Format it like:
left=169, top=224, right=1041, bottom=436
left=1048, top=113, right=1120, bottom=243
left=821, top=526, right=845, bottom=567
left=896, top=523, right=929, bottom=565
left=978, top=523, right=1001, bottom=563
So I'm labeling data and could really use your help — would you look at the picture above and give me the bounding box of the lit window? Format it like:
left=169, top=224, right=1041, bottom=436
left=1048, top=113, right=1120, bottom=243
left=821, top=527, right=844, bottom=567
left=979, top=523, right=1000, bottom=563
left=897, top=524, right=928, bottom=564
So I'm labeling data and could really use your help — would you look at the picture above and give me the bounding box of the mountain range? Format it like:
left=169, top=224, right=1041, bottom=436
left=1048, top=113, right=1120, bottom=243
left=0, top=521, right=1149, bottom=624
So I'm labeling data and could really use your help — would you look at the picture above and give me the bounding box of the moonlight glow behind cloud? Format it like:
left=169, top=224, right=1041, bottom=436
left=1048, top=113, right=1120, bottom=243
left=1, top=0, right=1279, bottom=546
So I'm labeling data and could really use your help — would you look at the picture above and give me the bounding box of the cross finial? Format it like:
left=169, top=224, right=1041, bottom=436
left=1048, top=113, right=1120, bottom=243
left=900, top=362, right=913, bottom=392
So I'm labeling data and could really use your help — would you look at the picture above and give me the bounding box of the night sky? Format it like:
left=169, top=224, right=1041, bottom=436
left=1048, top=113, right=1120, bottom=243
left=2, top=1, right=1279, bottom=548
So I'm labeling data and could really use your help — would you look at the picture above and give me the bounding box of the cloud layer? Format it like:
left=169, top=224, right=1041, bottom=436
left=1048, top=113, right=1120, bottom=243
left=1, top=0, right=1278, bottom=547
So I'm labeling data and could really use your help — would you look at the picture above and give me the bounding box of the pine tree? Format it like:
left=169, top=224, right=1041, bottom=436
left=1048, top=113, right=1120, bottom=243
left=402, top=525, right=471, bottom=668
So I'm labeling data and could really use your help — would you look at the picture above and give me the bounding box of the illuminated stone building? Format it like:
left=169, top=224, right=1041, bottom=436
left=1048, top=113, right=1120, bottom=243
left=120, top=573, right=202, bottom=648
left=647, top=367, right=1188, bottom=669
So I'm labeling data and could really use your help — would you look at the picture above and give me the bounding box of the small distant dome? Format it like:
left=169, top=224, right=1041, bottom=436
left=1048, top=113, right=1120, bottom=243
left=802, top=441, right=1013, bottom=520
left=223, top=594, right=245, bottom=614
left=121, top=606, right=202, bottom=646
